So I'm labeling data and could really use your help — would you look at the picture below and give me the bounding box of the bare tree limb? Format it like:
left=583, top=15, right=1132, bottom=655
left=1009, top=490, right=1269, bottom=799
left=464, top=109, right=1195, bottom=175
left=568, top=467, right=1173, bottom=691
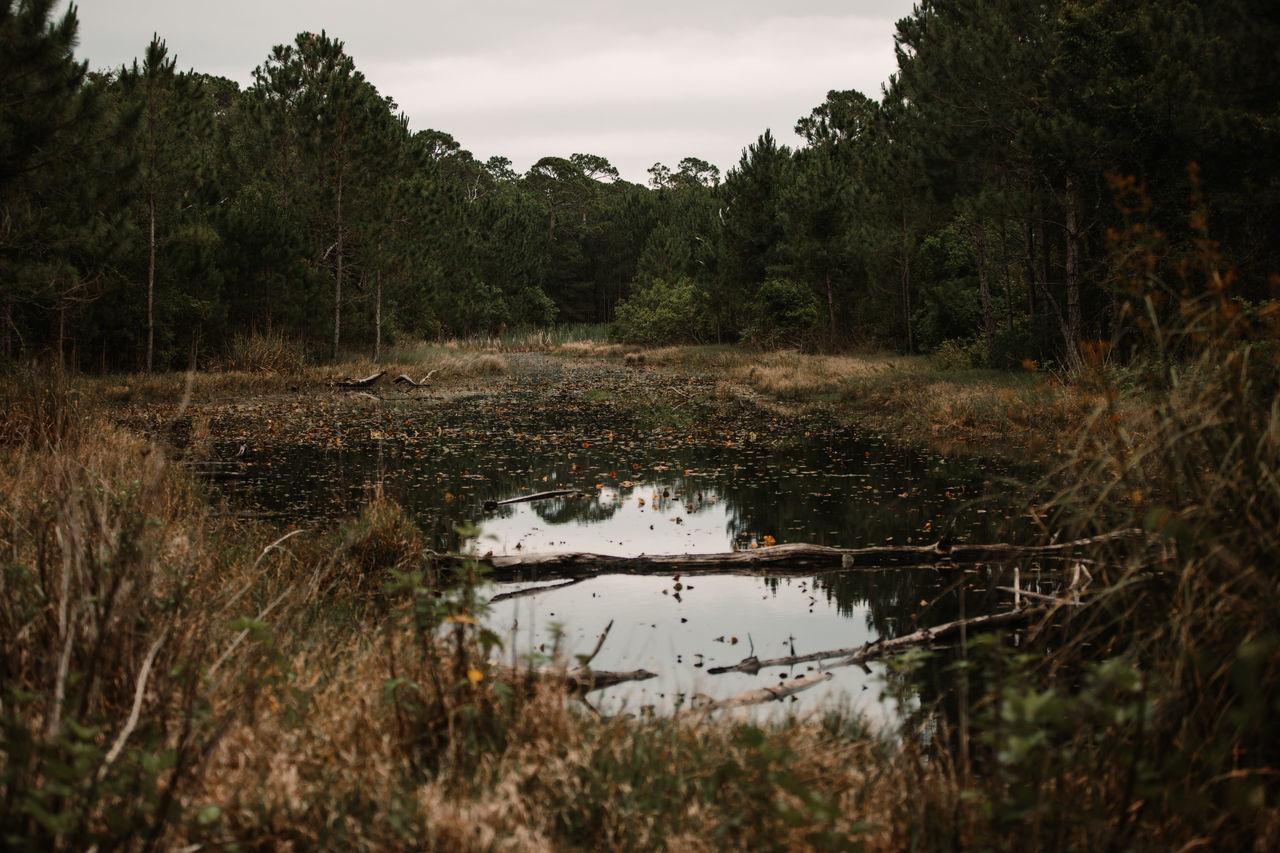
left=98, top=631, right=167, bottom=781
left=704, top=672, right=834, bottom=709
left=708, top=607, right=1049, bottom=675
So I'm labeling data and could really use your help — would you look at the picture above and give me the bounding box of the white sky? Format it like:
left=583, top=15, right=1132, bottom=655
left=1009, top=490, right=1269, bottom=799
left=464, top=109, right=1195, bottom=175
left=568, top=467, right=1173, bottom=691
left=68, top=1, right=917, bottom=183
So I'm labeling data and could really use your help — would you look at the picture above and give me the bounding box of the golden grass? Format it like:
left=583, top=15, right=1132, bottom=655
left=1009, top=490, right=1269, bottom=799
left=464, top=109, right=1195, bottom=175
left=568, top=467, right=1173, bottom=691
left=600, top=344, right=1118, bottom=457
left=0, top=378, right=908, bottom=849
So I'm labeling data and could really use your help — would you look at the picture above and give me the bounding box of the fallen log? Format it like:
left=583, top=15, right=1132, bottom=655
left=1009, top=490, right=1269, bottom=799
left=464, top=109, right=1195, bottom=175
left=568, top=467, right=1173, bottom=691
left=330, top=370, right=387, bottom=389
left=703, top=672, right=835, bottom=709
left=483, top=488, right=579, bottom=512
left=435, top=530, right=1142, bottom=583
left=707, top=606, right=1050, bottom=675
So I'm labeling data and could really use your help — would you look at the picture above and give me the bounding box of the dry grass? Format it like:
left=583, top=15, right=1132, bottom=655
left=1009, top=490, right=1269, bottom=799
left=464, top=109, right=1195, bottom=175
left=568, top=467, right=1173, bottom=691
left=0, top=375, right=907, bottom=849
left=602, top=344, right=1119, bottom=457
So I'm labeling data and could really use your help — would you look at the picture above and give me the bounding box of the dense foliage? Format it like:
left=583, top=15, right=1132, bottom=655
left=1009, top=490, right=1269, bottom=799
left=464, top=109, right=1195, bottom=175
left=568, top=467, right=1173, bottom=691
left=2, top=0, right=1278, bottom=371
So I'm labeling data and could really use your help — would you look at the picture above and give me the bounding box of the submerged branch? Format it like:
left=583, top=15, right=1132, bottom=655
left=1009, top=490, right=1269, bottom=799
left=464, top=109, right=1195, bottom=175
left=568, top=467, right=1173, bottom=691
left=497, top=662, right=657, bottom=693
left=708, top=606, right=1050, bottom=675
left=487, top=578, right=589, bottom=603
left=483, top=488, right=579, bottom=512
left=704, top=672, right=835, bottom=709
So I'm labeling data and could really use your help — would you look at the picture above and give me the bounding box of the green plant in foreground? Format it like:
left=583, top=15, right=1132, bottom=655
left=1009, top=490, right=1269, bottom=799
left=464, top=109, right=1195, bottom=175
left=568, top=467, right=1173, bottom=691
left=383, top=524, right=513, bottom=778
left=945, top=176, right=1280, bottom=848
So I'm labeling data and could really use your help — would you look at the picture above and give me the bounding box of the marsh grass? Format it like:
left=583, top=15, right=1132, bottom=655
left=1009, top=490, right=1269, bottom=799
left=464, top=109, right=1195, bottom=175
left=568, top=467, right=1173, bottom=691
left=0, top=374, right=904, bottom=850
left=215, top=330, right=310, bottom=375
left=886, top=180, right=1280, bottom=850
left=438, top=323, right=611, bottom=353
left=623, top=345, right=1108, bottom=455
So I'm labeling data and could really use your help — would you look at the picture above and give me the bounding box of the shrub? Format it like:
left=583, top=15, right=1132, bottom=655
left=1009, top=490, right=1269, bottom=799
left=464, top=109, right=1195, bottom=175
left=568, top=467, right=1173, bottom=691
left=742, top=279, right=821, bottom=349
left=929, top=335, right=986, bottom=370
left=220, top=331, right=308, bottom=374
left=611, top=278, right=713, bottom=346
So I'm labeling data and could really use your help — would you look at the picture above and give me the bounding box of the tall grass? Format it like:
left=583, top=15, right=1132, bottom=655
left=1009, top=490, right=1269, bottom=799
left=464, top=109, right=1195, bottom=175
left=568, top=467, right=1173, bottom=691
left=0, top=397, right=248, bottom=848
left=0, top=374, right=903, bottom=850
left=441, top=323, right=611, bottom=353
left=890, top=177, right=1280, bottom=849
left=1035, top=178, right=1280, bottom=842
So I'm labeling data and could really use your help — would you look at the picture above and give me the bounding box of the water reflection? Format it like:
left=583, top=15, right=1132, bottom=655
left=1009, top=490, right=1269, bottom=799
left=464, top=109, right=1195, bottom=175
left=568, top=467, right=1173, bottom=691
left=491, top=573, right=902, bottom=720
left=208, top=391, right=1038, bottom=715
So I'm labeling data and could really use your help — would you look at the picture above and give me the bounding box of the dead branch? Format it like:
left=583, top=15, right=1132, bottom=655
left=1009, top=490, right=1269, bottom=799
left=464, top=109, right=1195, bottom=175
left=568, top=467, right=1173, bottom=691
left=393, top=369, right=439, bottom=388
left=498, top=663, right=656, bottom=693
left=580, top=619, right=614, bottom=667
left=483, top=488, right=580, bottom=511
left=561, top=666, right=656, bottom=692
left=330, top=370, right=387, bottom=389
left=708, top=607, right=1049, bottom=675
left=835, top=606, right=1049, bottom=669
left=705, top=672, right=834, bottom=709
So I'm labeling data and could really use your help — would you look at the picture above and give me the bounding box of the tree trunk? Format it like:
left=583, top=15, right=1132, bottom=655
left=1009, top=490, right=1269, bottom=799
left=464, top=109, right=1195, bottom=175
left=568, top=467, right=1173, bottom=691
left=826, top=273, right=837, bottom=346
left=999, top=220, right=1015, bottom=331
left=1028, top=201, right=1078, bottom=370
left=434, top=531, right=1142, bottom=583
left=974, top=220, right=996, bottom=363
left=1023, top=220, right=1037, bottom=318
left=332, top=166, right=344, bottom=364
left=146, top=90, right=157, bottom=374
left=901, top=210, right=914, bottom=353
left=1063, top=175, right=1083, bottom=370
left=374, top=268, right=382, bottom=363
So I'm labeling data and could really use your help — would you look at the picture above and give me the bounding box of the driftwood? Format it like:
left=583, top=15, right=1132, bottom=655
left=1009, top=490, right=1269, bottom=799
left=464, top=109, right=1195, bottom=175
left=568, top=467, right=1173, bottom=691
left=330, top=370, right=387, bottom=389
left=707, top=606, right=1050, bottom=675
left=704, top=672, right=835, bottom=709
left=497, top=619, right=657, bottom=693
left=483, top=488, right=580, bottom=512
left=437, top=530, right=1142, bottom=584
left=496, top=663, right=657, bottom=693
left=393, top=369, right=439, bottom=388
left=560, top=667, right=658, bottom=692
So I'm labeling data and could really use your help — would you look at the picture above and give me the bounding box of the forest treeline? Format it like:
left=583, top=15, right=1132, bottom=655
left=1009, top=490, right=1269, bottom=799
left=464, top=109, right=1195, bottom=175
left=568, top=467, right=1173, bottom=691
left=3, top=0, right=1278, bottom=372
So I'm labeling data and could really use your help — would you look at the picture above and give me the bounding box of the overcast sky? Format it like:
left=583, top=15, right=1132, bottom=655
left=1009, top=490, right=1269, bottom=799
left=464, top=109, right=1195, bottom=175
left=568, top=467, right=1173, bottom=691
left=68, top=1, right=917, bottom=184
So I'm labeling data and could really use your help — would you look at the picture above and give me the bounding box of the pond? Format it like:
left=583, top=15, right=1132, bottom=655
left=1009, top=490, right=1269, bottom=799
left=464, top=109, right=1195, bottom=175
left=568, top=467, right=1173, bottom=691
left=203, top=358, right=1043, bottom=718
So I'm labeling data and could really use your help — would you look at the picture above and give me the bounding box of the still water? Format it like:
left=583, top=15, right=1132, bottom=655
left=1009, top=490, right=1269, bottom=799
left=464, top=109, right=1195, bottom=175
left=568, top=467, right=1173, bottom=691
left=208, top=382, right=1037, bottom=716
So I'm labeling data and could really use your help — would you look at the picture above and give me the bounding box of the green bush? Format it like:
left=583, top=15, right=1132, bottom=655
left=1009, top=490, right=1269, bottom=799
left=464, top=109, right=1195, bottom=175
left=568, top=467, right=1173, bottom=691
left=610, top=278, right=713, bottom=345
left=742, top=279, right=821, bottom=349
left=929, top=335, right=987, bottom=370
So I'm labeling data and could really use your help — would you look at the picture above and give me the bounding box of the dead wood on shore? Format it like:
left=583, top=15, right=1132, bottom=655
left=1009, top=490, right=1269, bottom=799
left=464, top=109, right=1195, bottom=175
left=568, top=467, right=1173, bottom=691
left=330, top=370, right=387, bottom=389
